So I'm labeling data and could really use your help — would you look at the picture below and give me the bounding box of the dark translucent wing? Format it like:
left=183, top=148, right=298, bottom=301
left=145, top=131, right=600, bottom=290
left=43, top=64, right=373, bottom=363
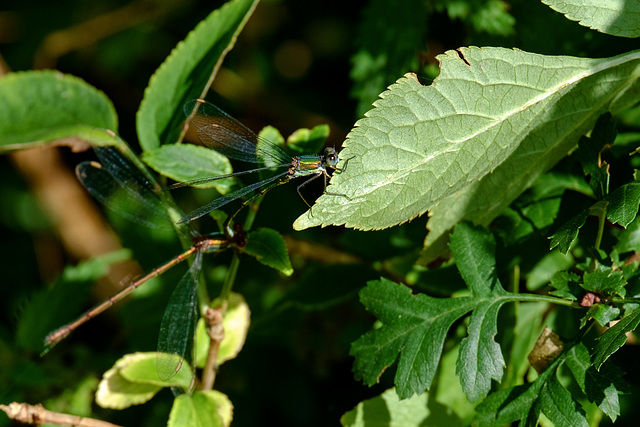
left=76, top=148, right=171, bottom=229
left=156, top=251, right=202, bottom=382
left=177, top=171, right=290, bottom=224
left=185, top=99, right=291, bottom=166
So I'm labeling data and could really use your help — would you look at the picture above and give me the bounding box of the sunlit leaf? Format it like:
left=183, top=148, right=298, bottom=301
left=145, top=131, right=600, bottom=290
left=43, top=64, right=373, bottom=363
left=137, top=0, right=259, bottom=151
left=295, top=48, right=640, bottom=261
left=0, top=70, right=118, bottom=152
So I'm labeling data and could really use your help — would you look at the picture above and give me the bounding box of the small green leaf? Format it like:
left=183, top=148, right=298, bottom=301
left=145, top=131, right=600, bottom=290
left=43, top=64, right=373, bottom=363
left=95, top=352, right=194, bottom=409
left=584, top=304, right=621, bottom=328
left=168, top=390, right=233, bottom=427
left=95, top=353, right=160, bottom=409
left=549, top=271, right=582, bottom=300
left=119, top=352, right=193, bottom=388
left=450, top=223, right=506, bottom=402
left=450, top=223, right=505, bottom=296
left=583, top=265, right=627, bottom=298
left=565, top=342, right=592, bottom=391
left=287, top=124, right=330, bottom=156
left=593, top=308, right=640, bottom=370
left=243, top=228, right=293, bottom=276
left=605, top=181, right=640, bottom=228
left=542, top=0, right=640, bottom=38
left=586, top=362, right=627, bottom=422
left=574, top=113, right=615, bottom=199
left=137, top=0, right=259, bottom=151
left=142, top=144, right=235, bottom=192
left=549, top=209, right=589, bottom=254
left=565, top=342, right=626, bottom=422
left=0, top=70, right=118, bottom=152
left=537, top=372, right=588, bottom=427
left=350, top=278, right=474, bottom=398
left=473, top=369, right=552, bottom=426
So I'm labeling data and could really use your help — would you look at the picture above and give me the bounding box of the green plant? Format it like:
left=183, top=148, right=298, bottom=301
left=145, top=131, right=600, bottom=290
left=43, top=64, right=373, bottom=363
left=1, top=0, right=640, bottom=426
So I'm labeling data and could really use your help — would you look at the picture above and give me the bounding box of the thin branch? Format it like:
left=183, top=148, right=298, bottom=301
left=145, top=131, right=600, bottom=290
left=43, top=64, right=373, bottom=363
left=0, top=403, right=121, bottom=427
left=201, top=307, right=224, bottom=390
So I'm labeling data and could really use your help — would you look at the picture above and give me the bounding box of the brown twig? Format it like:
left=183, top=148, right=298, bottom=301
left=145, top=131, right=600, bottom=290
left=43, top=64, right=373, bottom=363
left=201, top=306, right=225, bottom=390
left=0, top=403, right=122, bottom=427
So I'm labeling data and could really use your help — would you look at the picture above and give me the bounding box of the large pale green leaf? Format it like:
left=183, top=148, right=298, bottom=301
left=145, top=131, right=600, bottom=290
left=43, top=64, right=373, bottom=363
left=137, top=0, right=259, bottom=151
left=294, top=48, right=640, bottom=259
left=543, top=0, right=640, bottom=38
left=0, top=70, right=118, bottom=152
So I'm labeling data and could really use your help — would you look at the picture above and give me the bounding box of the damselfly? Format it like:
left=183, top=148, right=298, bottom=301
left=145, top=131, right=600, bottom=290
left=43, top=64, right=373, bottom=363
left=169, top=99, right=352, bottom=231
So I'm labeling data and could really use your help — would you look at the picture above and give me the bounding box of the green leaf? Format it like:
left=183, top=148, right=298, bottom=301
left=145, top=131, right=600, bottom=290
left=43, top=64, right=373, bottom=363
left=549, top=209, right=589, bottom=254
left=95, top=352, right=193, bottom=409
left=295, top=48, right=640, bottom=250
left=142, top=144, right=235, bottom=192
left=0, top=70, right=118, bottom=152
left=286, top=124, right=330, bottom=156
left=574, top=113, right=615, bottom=199
left=136, top=0, right=259, bottom=151
left=593, top=308, right=640, bottom=370
left=605, top=181, right=640, bottom=228
left=352, top=224, right=513, bottom=400
left=119, top=352, right=193, bottom=388
left=350, top=278, right=474, bottom=399
left=537, top=371, right=588, bottom=427
left=18, top=250, right=131, bottom=352
left=549, top=271, right=582, bottom=300
left=243, top=228, right=293, bottom=276
left=473, top=368, right=552, bottom=426
left=583, top=265, right=627, bottom=298
left=566, top=343, right=625, bottom=422
left=450, top=224, right=506, bottom=402
left=168, top=390, right=233, bottom=427
left=542, top=0, right=640, bottom=38
left=340, top=388, right=464, bottom=427
left=584, top=304, right=621, bottom=328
